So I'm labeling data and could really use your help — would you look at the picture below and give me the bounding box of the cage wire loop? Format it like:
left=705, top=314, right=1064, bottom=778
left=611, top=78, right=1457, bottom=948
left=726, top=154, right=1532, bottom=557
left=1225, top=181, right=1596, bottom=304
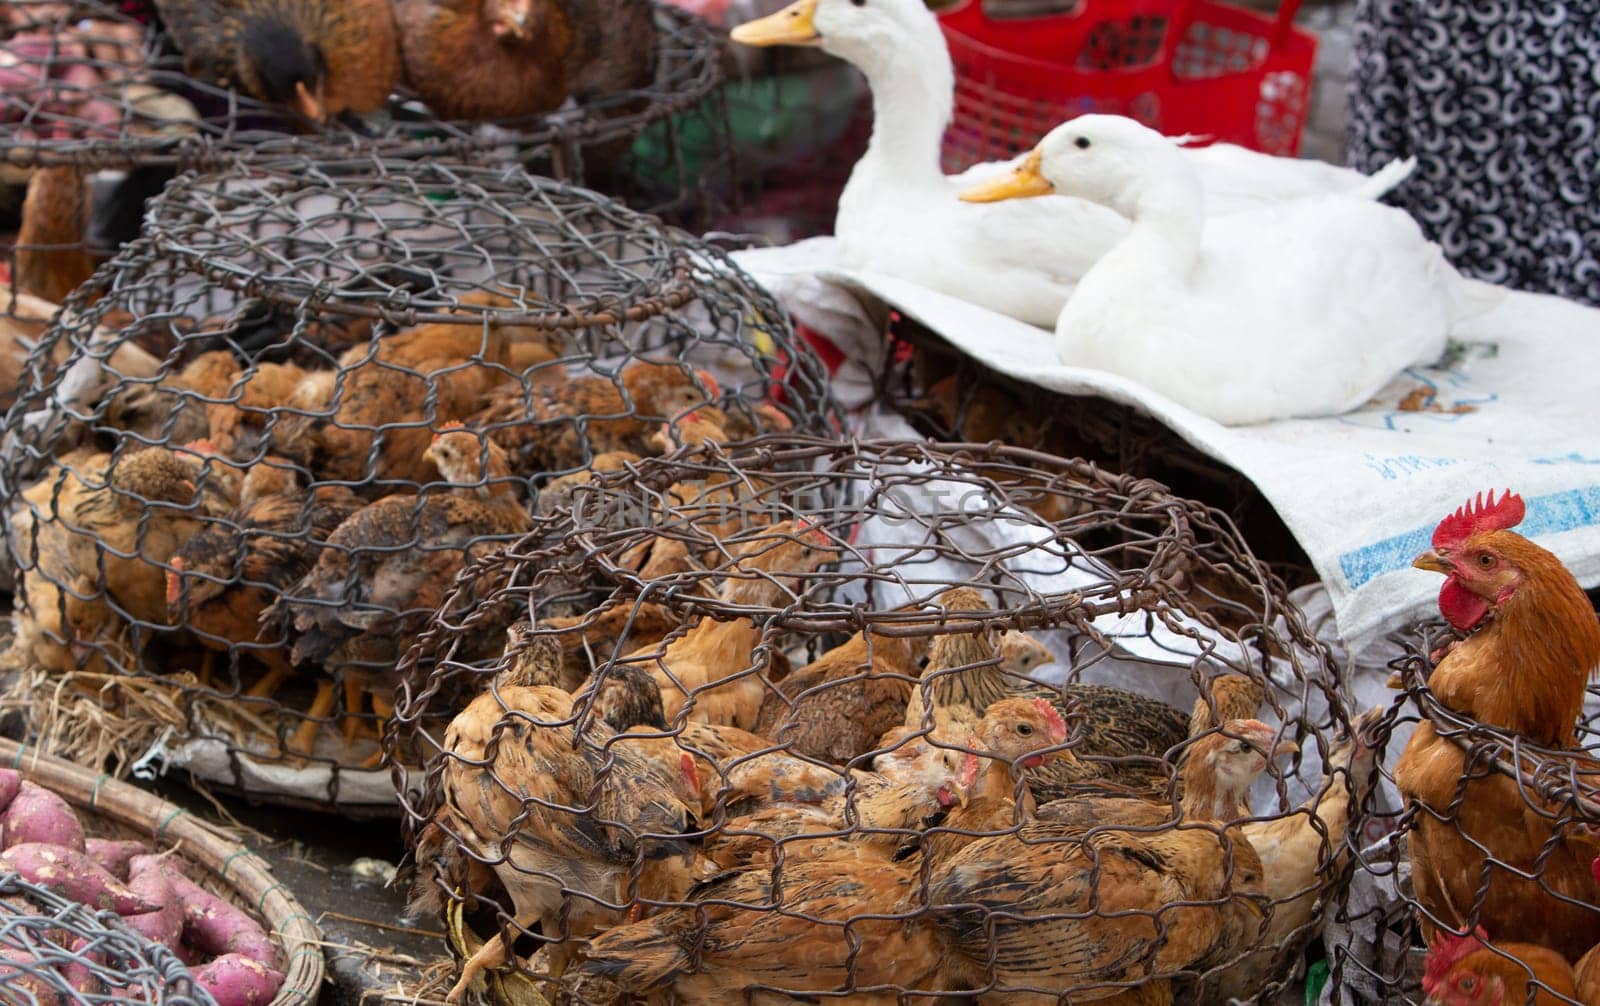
left=389, top=436, right=1366, bottom=1005
left=0, top=871, right=215, bottom=1006
left=0, top=158, right=836, bottom=809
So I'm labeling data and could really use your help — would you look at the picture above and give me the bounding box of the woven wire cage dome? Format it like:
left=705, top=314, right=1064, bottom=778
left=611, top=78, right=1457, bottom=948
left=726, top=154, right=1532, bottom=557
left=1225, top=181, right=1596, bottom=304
left=0, top=159, right=837, bottom=810
left=387, top=437, right=1373, bottom=1005
left=1325, top=616, right=1600, bottom=1006
left=0, top=870, right=214, bottom=1005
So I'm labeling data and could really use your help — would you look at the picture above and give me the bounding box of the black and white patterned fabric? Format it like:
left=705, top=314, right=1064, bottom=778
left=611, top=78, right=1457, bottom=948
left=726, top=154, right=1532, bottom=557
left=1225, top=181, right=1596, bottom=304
left=1346, top=0, right=1600, bottom=307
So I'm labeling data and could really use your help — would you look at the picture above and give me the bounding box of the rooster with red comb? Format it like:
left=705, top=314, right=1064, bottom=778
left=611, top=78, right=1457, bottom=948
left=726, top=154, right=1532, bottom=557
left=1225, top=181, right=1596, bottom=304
left=1396, top=488, right=1600, bottom=961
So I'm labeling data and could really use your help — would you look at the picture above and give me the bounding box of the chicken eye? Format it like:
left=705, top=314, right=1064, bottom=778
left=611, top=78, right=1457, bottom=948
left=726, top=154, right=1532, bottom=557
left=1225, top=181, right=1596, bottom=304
left=1477, top=553, right=1495, bottom=567
left=1458, top=976, right=1476, bottom=991
left=1075, top=137, right=1091, bottom=149
left=850, top=0, right=866, bottom=6
left=1016, top=723, right=1034, bottom=736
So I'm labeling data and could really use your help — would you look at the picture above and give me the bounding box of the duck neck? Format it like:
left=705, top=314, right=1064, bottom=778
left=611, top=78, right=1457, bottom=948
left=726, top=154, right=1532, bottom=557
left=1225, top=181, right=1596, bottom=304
left=839, top=32, right=956, bottom=207
left=1093, top=167, right=1205, bottom=285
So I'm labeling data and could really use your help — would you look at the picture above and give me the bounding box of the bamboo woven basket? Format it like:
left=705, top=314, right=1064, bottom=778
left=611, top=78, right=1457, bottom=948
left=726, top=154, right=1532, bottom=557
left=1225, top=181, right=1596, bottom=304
left=0, top=738, right=324, bottom=1006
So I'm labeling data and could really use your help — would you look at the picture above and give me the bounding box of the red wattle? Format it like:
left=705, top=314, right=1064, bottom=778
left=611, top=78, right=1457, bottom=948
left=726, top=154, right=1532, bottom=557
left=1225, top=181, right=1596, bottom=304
left=1438, top=577, right=1491, bottom=632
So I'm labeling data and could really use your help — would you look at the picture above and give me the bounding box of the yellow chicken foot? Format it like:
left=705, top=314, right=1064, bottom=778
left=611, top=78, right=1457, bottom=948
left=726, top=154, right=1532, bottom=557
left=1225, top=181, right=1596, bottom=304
left=356, top=692, right=396, bottom=771
left=445, top=911, right=541, bottom=1005
left=245, top=664, right=290, bottom=700
left=284, top=679, right=338, bottom=759
left=341, top=673, right=370, bottom=746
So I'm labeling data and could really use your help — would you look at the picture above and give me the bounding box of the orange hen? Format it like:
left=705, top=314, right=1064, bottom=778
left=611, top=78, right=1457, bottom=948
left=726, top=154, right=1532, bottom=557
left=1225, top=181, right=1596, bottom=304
left=1397, top=489, right=1600, bottom=961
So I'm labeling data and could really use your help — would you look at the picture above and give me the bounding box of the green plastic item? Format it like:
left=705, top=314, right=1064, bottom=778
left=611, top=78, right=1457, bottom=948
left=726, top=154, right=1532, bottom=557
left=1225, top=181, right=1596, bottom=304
left=1305, top=957, right=1329, bottom=1005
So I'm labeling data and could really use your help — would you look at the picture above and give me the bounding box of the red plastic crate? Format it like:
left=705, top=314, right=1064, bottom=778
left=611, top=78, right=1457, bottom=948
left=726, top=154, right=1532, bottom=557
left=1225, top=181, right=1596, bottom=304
left=938, top=0, right=1317, bottom=172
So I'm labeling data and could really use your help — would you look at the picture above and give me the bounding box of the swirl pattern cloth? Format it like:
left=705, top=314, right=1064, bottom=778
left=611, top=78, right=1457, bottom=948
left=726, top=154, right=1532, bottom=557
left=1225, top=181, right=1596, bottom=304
left=1346, top=0, right=1600, bottom=306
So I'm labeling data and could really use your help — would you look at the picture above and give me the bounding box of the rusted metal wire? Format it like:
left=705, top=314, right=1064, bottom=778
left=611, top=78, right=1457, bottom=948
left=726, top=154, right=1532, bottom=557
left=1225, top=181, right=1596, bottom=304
left=1326, top=621, right=1600, bottom=1006
left=389, top=438, right=1367, bottom=1005
left=0, top=870, right=213, bottom=1004
left=0, top=162, right=836, bottom=808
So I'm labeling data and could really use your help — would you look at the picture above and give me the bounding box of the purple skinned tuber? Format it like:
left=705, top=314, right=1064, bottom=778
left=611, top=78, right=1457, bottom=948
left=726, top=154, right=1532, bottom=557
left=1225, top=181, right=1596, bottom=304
left=85, top=838, right=150, bottom=882
left=191, top=953, right=285, bottom=1006
left=122, top=870, right=183, bottom=952
left=0, top=769, right=20, bottom=814
left=0, top=947, right=64, bottom=1006
left=2, top=782, right=85, bottom=852
left=153, top=867, right=280, bottom=970
left=0, top=844, right=156, bottom=916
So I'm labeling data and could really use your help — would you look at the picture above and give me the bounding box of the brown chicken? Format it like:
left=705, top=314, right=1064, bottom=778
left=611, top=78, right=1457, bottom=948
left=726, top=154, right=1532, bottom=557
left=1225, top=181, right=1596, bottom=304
left=433, top=631, right=700, bottom=1004
left=1421, top=927, right=1596, bottom=1006
left=926, top=722, right=1286, bottom=1005
left=391, top=0, right=658, bottom=122
left=575, top=700, right=1067, bottom=1003
left=172, top=352, right=326, bottom=462
left=473, top=360, right=717, bottom=476
left=615, top=520, right=838, bottom=730
left=752, top=626, right=930, bottom=766
left=153, top=0, right=399, bottom=121
left=14, top=165, right=95, bottom=304
left=283, top=305, right=555, bottom=485
left=269, top=429, right=533, bottom=741
left=1396, top=490, right=1600, bottom=960
left=167, top=466, right=362, bottom=753
left=1203, top=709, right=1382, bottom=1002
left=905, top=612, right=1189, bottom=799
left=545, top=594, right=682, bottom=691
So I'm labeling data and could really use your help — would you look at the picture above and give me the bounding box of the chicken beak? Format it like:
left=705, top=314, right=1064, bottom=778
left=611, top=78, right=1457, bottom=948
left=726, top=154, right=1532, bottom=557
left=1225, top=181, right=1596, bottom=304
left=959, top=150, right=1054, bottom=203
left=1272, top=737, right=1300, bottom=760
left=290, top=79, right=326, bottom=123
left=1412, top=550, right=1452, bottom=575
left=730, top=0, right=822, bottom=47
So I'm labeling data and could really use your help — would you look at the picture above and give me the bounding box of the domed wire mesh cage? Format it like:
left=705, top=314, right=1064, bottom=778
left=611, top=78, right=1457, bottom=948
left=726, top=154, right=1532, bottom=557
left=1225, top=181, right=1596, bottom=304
left=0, top=0, right=738, bottom=308
left=0, top=155, right=838, bottom=812
left=0, top=870, right=214, bottom=1005
left=1323, top=614, right=1600, bottom=1006
left=388, top=435, right=1378, bottom=1005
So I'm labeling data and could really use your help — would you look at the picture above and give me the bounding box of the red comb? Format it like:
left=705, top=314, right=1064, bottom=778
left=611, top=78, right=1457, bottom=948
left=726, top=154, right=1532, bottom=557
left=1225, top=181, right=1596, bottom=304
left=1432, top=490, right=1526, bottom=550
left=430, top=423, right=468, bottom=442
left=1033, top=698, right=1068, bottom=743
left=960, top=751, right=982, bottom=786
left=696, top=371, right=721, bottom=398
left=182, top=439, right=217, bottom=455
left=679, top=752, right=701, bottom=803
left=1422, top=927, right=1489, bottom=993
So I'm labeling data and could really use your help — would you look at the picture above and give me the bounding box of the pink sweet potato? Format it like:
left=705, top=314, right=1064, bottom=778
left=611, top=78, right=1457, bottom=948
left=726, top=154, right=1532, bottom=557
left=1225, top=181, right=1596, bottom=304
left=1, top=782, right=84, bottom=852
left=0, top=844, right=156, bottom=916
left=191, top=953, right=285, bottom=1006
left=121, top=870, right=183, bottom=953
left=0, top=947, right=64, bottom=1006
left=85, top=839, right=150, bottom=882
left=61, top=936, right=105, bottom=997
left=155, top=868, right=281, bottom=970
left=128, top=854, right=191, bottom=880
left=0, top=769, right=20, bottom=815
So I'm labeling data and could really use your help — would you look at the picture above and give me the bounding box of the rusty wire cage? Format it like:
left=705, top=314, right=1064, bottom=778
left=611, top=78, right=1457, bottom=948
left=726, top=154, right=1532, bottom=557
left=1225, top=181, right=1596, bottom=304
left=1323, top=616, right=1600, bottom=1006
left=0, top=870, right=212, bottom=1005
left=0, top=156, right=838, bottom=812
left=389, top=435, right=1375, bottom=1004
left=0, top=0, right=737, bottom=311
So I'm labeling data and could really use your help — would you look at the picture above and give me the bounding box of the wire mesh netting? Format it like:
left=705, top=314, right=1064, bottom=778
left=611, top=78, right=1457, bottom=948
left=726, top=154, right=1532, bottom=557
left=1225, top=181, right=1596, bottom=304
left=0, top=156, right=838, bottom=809
left=391, top=436, right=1377, bottom=1004
left=0, top=0, right=735, bottom=238
left=1326, top=609, right=1600, bottom=1006
left=0, top=870, right=214, bottom=1005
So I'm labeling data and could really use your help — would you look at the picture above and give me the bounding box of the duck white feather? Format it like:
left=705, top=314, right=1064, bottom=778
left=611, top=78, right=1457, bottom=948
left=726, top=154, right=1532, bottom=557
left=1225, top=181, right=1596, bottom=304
left=731, top=0, right=1415, bottom=328
left=961, top=115, right=1504, bottom=426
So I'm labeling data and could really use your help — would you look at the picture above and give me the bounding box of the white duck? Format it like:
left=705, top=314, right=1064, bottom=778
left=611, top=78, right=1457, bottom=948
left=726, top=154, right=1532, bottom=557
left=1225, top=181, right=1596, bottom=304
left=960, top=115, right=1503, bottom=425
left=729, top=0, right=1414, bottom=328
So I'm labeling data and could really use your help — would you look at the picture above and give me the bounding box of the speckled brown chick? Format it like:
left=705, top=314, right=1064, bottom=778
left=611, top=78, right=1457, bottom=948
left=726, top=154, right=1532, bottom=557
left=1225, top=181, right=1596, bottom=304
left=754, top=627, right=930, bottom=765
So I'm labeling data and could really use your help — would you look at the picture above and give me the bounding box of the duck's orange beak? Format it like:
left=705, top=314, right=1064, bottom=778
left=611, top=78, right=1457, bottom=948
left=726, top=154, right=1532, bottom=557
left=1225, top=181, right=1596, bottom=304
left=959, top=150, right=1054, bottom=203
left=731, top=0, right=821, bottom=47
